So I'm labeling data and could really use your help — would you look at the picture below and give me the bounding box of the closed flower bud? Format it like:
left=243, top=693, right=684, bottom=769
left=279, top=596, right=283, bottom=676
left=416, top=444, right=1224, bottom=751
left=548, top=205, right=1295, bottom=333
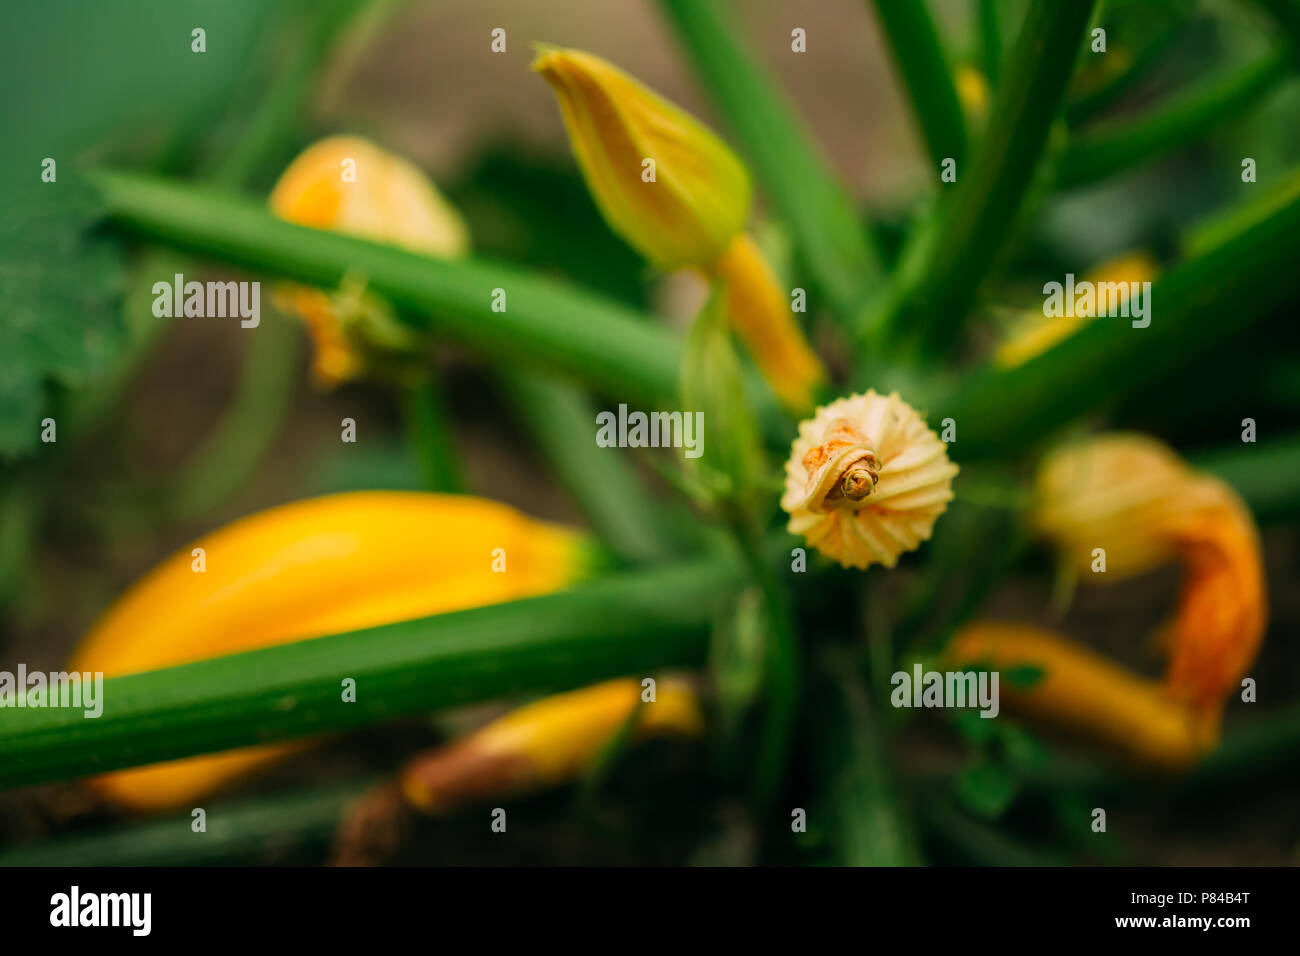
left=782, top=390, right=958, bottom=569
left=533, top=47, right=751, bottom=271
left=399, top=678, right=702, bottom=813
left=269, top=136, right=469, bottom=386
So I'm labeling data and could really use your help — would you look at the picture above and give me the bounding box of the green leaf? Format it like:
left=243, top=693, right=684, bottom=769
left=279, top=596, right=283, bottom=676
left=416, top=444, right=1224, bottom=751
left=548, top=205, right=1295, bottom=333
left=0, top=174, right=126, bottom=460
left=656, top=0, right=881, bottom=315
left=956, top=759, right=1019, bottom=819
left=0, top=554, right=744, bottom=791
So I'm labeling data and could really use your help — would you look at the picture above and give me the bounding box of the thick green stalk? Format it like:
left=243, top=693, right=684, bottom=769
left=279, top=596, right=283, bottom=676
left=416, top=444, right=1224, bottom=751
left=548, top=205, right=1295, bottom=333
left=656, top=0, right=881, bottom=315
left=0, top=556, right=741, bottom=790
left=87, top=170, right=686, bottom=408
left=814, top=650, right=922, bottom=866
left=869, top=0, right=968, bottom=170
left=940, top=183, right=1300, bottom=456
left=885, top=0, right=1096, bottom=352
left=501, top=369, right=676, bottom=564
left=1058, top=49, right=1291, bottom=188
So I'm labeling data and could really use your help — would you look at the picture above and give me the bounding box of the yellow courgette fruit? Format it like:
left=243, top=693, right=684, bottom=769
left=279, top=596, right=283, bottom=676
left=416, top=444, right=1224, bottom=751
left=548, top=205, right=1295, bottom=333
left=70, top=491, right=593, bottom=811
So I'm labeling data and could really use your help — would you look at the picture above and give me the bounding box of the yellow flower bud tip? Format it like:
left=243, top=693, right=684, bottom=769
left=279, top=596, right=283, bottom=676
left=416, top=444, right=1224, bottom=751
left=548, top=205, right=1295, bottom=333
left=782, top=390, right=957, bottom=570
left=995, top=251, right=1159, bottom=368
left=955, top=66, right=990, bottom=120
left=533, top=46, right=752, bottom=271
left=269, top=135, right=469, bottom=257
left=72, top=492, right=591, bottom=811
left=399, top=679, right=702, bottom=814
left=1034, top=434, right=1267, bottom=715
left=712, top=233, right=827, bottom=413
left=269, top=137, right=469, bottom=387
left=945, top=621, right=1216, bottom=770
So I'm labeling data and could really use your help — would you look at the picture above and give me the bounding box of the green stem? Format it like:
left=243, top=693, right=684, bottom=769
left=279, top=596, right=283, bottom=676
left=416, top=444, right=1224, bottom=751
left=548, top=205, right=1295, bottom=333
left=501, top=369, right=675, bottom=565
left=158, top=313, right=301, bottom=520
left=0, top=554, right=742, bottom=791
left=1065, top=24, right=1180, bottom=126
left=1195, top=434, right=1300, bottom=521
left=977, top=0, right=1001, bottom=86
left=815, top=648, right=922, bottom=865
left=881, top=0, right=1097, bottom=353
left=733, top=521, right=799, bottom=814
left=869, top=0, right=968, bottom=171
left=402, top=375, right=466, bottom=493
left=656, top=0, right=881, bottom=316
left=1057, top=48, right=1291, bottom=188
left=940, top=179, right=1300, bottom=457
left=87, top=170, right=767, bottom=426
left=0, top=779, right=375, bottom=867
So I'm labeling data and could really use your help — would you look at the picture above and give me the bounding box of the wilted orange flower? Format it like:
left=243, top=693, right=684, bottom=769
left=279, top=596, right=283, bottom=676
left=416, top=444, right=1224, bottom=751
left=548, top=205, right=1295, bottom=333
left=1035, top=433, right=1266, bottom=717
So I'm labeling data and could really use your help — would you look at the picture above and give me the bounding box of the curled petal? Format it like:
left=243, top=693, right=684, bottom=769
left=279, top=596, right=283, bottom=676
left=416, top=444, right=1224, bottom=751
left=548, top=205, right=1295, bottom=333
left=1034, top=433, right=1267, bottom=716
left=945, top=621, right=1217, bottom=769
left=782, top=390, right=958, bottom=569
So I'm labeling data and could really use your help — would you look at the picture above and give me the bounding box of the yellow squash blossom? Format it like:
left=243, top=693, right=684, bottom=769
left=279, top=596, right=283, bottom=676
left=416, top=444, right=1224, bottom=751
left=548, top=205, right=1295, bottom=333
left=1034, top=434, right=1266, bottom=716
left=399, top=678, right=702, bottom=813
left=781, top=390, right=958, bottom=569
left=71, top=492, right=593, bottom=810
left=268, top=135, right=470, bottom=387
left=995, top=251, right=1158, bottom=368
left=535, top=46, right=826, bottom=412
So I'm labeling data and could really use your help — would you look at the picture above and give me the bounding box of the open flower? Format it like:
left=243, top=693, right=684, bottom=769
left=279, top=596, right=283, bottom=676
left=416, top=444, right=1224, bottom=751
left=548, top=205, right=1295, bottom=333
left=536, top=46, right=825, bottom=412
left=782, top=390, right=958, bottom=569
left=268, top=135, right=470, bottom=386
left=1034, top=433, right=1266, bottom=715
left=70, top=493, right=592, bottom=810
